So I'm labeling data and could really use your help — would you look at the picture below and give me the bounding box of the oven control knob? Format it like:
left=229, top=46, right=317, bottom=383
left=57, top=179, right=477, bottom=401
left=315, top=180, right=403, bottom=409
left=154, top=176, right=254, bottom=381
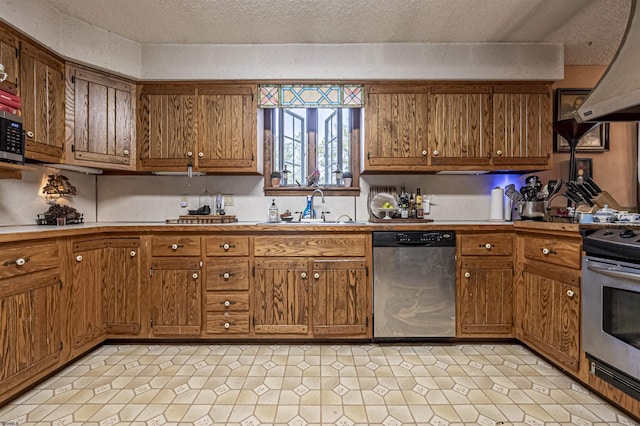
left=620, top=229, right=636, bottom=239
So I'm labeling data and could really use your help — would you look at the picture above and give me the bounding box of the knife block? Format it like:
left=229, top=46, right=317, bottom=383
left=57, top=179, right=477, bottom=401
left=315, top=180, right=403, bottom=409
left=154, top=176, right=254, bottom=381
left=593, top=191, right=624, bottom=211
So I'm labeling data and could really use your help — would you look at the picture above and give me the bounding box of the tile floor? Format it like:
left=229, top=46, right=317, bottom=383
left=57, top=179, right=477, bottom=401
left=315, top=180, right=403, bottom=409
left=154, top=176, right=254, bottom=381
left=0, top=344, right=638, bottom=426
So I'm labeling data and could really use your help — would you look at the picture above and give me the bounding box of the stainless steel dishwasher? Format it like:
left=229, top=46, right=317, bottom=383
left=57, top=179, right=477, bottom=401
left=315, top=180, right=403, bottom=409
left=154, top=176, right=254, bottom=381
left=373, top=230, right=456, bottom=340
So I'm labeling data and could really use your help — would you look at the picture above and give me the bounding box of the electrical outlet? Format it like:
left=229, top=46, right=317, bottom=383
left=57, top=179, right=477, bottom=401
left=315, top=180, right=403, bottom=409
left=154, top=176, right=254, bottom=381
left=180, top=195, right=188, bottom=208
left=223, top=194, right=234, bottom=206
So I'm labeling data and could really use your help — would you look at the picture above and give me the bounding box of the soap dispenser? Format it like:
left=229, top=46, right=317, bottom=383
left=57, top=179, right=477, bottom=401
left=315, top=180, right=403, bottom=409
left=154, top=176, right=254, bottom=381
left=268, top=199, right=279, bottom=222
left=302, top=195, right=313, bottom=219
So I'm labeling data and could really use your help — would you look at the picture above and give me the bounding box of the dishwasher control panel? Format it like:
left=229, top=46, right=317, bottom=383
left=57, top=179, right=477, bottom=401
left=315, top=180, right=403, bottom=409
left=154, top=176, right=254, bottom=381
left=373, top=231, right=455, bottom=247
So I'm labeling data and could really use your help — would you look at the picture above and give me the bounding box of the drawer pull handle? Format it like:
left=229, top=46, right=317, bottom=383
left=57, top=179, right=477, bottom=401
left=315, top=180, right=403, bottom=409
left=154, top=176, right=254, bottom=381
left=192, top=273, right=198, bottom=279
left=220, top=243, right=236, bottom=250
left=130, top=250, right=136, bottom=257
left=566, top=290, right=575, bottom=298
left=76, top=255, right=83, bottom=262
left=224, top=322, right=230, bottom=329
left=4, top=257, right=30, bottom=267
left=541, top=248, right=556, bottom=255
left=223, top=300, right=234, bottom=307
left=301, top=272, right=307, bottom=279
left=480, top=243, right=492, bottom=249
left=221, top=272, right=234, bottom=279
left=464, top=272, right=471, bottom=278
left=314, top=272, right=320, bottom=279
left=170, top=244, right=184, bottom=250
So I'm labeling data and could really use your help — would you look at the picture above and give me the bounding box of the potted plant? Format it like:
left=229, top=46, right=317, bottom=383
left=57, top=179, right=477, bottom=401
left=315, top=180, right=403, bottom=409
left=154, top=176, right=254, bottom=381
left=342, top=171, right=353, bottom=187
left=270, top=170, right=282, bottom=187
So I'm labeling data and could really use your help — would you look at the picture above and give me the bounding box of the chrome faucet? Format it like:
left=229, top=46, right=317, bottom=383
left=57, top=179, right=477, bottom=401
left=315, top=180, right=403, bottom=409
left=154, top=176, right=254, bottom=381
left=310, top=188, right=325, bottom=219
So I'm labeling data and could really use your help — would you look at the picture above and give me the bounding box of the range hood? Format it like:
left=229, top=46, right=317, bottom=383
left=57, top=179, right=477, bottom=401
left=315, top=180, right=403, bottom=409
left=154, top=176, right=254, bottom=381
left=576, top=0, right=640, bottom=122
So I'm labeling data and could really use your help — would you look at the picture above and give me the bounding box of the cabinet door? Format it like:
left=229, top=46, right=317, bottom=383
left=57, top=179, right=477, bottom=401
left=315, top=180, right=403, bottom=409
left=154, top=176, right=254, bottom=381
left=0, top=271, right=61, bottom=392
left=363, top=85, right=429, bottom=171
left=311, top=259, right=369, bottom=337
left=149, top=259, right=201, bottom=336
left=19, top=39, right=65, bottom=162
left=458, top=259, right=513, bottom=336
left=429, top=85, right=491, bottom=167
left=70, top=241, right=106, bottom=350
left=66, top=65, right=136, bottom=170
left=0, top=26, right=19, bottom=89
left=138, top=85, right=195, bottom=171
left=196, top=85, right=257, bottom=172
left=254, top=258, right=309, bottom=335
left=521, top=264, right=580, bottom=371
left=103, top=239, right=140, bottom=335
left=492, top=85, right=552, bottom=167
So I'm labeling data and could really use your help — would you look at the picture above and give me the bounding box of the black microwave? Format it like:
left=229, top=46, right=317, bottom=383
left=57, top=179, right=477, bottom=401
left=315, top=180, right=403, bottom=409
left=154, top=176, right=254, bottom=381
left=0, top=111, right=25, bottom=164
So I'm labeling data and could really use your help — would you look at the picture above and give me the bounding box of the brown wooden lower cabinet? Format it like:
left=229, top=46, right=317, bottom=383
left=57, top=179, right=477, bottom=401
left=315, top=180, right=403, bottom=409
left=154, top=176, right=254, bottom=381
left=103, top=239, right=141, bottom=335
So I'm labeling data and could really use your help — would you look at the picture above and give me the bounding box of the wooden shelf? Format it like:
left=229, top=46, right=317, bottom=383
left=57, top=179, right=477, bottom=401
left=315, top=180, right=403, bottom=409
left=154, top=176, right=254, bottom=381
left=0, top=162, right=38, bottom=179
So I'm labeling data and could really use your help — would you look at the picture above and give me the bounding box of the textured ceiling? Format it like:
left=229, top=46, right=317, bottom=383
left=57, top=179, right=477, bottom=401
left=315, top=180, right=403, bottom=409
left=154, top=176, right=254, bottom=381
left=46, top=0, right=631, bottom=65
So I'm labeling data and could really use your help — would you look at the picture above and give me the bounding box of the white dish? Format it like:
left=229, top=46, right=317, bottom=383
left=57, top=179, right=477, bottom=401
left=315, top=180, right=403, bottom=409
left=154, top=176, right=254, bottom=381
left=370, top=193, right=398, bottom=219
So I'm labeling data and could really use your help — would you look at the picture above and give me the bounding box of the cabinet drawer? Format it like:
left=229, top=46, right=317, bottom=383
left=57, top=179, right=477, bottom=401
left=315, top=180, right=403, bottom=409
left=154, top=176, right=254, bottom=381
left=205, top=236, right=249, bottom=256
left=0, top=240, right=58, bottom=279
left=460, top=233, right=512, bottom=256
left=254, top=234, right=367, bottom=257
left=151, top=235, right=200, bottom=257
left=206, top=313, right=250, bottom=334
left=206, top=292, right=249, bottom=312
left=524, top=236, right=581, bottom=269
left=206, top=259, right=249, bottom=290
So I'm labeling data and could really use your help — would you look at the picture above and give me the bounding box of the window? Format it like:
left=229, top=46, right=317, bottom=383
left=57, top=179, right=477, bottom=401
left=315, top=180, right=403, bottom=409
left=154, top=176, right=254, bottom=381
left=259, top=84, right=363, bottom=194
left=271, top=108, right=353, bottom=187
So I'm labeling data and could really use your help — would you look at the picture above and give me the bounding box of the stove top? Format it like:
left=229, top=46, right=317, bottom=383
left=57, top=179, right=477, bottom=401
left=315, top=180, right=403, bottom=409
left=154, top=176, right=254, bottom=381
left=584, top=228, right=640, bottom=263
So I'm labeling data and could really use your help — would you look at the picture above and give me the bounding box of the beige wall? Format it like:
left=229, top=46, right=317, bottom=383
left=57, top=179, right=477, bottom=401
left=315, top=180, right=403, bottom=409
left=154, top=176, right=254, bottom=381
left=544, top=66, right=638, bottom=210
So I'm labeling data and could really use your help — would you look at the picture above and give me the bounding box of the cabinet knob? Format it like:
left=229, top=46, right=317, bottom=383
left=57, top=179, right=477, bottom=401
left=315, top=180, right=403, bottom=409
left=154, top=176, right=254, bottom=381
left=187, top=151, right=193, bottom=157
left=75, top=255, right=83, bottom=262
left=15, top=258, right=26, bottom=266
left=566, top=290, right=575, bottom=298
left=464, top=272, right=471, bottom=278
left=220, top=243, right=234, bottom=250
left=224, top=322, right=230, bottom=329
left=224, top=300, right=231, bottom=307
left=26, top=130, right=34, bottom=139
left=198, top=152, right=204, bottom=158
left=541, top=247, right=554, bottom=255
left=130, top=250, right=136, bottom=257
left=301, top=272, right=307, bottom=279
left=192, top=273, right=198, bottom=279
left=484, top=243, right=492, bottom=249
left=3, top=257, right=31, bottom=267
left=170, top=243, right=184, bottom=250
left=422, top=150, right=427, bottom=156
left=223, top=272, right=230, bottom=279
left=433, top=150, right=439, bottom=156
left=123, top=149, right=130, bottom=156
left=314, top=272, right=320, bottom=279
left=496, top=149, right=503, bottom=156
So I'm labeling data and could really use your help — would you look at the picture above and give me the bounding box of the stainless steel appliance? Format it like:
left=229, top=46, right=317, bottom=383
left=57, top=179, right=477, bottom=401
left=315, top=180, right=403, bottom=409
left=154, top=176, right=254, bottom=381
left=583, top=228, right=640, bottom=399
left=0, top=111, right=24, bottom=164
left=373, top=230, right=456, bottom=340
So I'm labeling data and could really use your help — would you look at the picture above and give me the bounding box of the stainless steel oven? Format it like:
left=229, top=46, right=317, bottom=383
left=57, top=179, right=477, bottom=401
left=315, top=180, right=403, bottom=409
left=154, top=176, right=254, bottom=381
left=583, top=228, right=640, bottom=399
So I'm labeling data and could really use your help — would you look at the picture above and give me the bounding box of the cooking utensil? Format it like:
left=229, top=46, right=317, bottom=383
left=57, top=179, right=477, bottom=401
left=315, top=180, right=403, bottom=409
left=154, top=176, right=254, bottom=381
left=545, top=179, right=563, bottom=200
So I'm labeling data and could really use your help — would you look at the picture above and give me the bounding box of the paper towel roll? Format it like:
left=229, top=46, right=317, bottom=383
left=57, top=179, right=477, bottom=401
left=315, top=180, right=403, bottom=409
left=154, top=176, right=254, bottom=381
left=490, top=187, right=505, bottom=221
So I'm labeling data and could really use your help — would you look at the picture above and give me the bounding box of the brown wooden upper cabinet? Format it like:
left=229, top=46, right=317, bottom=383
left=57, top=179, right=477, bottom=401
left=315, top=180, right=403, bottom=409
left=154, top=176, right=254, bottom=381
left=138, top=83, right=259, bottom=173
left=0, top=26, right=19, bottom=91
left=19, top=39, right=65, bottom=163
left=491, top=84, right=552, bottom=167
left=362, top=82, right=552, bottom=173
left=65, top=64, right=137, bottom=170
left=363, top=84, right=430, bottom=172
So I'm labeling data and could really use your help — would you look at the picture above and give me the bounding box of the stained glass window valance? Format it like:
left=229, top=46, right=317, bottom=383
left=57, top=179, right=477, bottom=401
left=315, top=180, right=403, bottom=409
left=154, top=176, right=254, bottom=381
left=258, top=85, right=364, bottom=108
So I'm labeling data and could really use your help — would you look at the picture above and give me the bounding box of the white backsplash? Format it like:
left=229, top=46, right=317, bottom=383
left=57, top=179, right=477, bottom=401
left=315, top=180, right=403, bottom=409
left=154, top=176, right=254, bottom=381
left=0, top=170, right=527, bottom=226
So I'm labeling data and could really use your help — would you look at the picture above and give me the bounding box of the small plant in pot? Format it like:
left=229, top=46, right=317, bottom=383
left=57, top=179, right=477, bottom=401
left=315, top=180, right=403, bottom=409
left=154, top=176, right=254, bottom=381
left=342, top=171, right=353, bottom=187
left=270, top=171, right=282, bottom=187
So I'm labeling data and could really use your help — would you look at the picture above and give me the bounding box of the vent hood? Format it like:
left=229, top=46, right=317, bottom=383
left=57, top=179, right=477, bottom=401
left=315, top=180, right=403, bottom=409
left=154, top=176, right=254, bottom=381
left=576, top=0, right=640, bottom=122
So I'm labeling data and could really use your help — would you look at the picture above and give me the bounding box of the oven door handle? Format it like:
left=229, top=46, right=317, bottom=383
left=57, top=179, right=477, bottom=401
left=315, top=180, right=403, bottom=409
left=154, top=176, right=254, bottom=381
left=587, top=264, right=640, bottom=282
